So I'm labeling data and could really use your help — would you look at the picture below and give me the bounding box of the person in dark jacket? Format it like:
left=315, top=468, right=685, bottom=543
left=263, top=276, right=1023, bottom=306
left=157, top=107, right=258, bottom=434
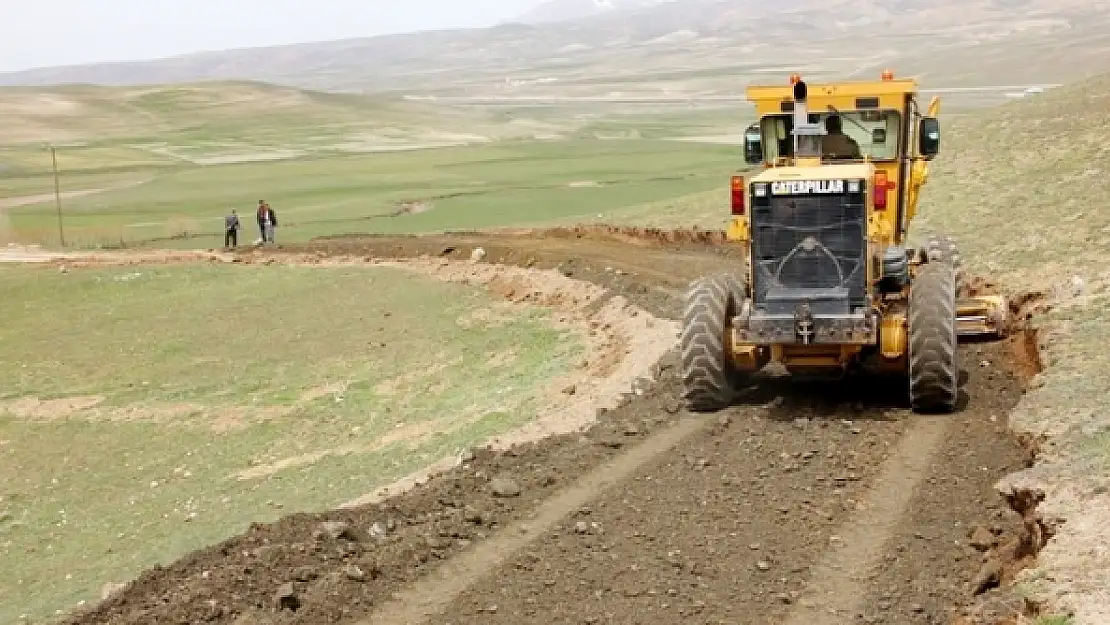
left=224, top=209, right=240, bottom=249
left=256, top=200, right=269, bottom=243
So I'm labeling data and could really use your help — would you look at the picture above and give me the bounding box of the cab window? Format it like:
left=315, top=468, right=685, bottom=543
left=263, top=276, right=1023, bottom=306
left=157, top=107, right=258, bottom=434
left=760, top=110, right=902, bottom=161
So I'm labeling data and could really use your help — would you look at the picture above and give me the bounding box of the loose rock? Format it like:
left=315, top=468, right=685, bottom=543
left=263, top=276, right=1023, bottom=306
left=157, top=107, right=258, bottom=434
left=369, top=522, right=388, bottom=541
left=101, top=582, right=127, bottom=601
left=344, top=565, right=367, bottom=582
left=274, top=583, right=299, bottom=611
left=318, top=521, right=357, bottom=541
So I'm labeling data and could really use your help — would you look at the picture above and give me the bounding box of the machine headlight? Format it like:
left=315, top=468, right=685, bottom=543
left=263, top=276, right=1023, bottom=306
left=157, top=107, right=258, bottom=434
left=754, top=183, right=768, bottom=197
left=847, top=179, right=862, bottom=194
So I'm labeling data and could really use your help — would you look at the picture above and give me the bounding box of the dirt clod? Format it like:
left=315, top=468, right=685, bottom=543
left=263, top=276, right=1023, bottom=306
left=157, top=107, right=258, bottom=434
left=489, top=478, right=522, bottom=498
left=317, top=521, right=357, bottom=542
left=969, top=526, right=997, bottom=551
left=274, top=583, right=298, bottom=612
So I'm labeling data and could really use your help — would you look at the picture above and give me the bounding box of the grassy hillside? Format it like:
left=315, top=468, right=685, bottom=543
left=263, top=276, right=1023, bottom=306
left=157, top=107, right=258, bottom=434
left=0, top=80, right=504, bottom=147
left=0, top=80, right=520, bottom=207
left=914, top=75, right=1110, bottom=283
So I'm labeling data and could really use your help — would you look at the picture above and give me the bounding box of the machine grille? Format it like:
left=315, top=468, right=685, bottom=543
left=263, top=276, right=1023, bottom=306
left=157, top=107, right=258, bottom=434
left=750, top=188, right=867, bottom=307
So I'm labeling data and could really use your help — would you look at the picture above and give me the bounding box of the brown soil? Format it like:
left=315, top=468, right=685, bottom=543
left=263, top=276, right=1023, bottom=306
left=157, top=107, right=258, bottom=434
left=58, top=227, right=1041, bottom=625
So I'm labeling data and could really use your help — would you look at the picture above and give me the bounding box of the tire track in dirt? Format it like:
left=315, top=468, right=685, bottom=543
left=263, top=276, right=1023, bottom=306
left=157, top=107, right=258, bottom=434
left=781, top=415, right=950, bottom=624
left=418, top=358, right=1022, bottom=625
left=362, top=416, right=709, bottom=625
left=55, top=228, right=1034, bottom=625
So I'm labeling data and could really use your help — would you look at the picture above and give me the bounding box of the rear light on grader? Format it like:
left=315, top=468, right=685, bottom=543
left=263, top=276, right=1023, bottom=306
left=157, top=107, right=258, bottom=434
left=730, top=175, right=746, bottom=215
left=873, top=171, right=889, bottom=210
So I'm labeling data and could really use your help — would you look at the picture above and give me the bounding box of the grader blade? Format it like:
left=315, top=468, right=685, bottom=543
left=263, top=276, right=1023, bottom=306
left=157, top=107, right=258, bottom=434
left=955, top=294, right=1010, bottom=339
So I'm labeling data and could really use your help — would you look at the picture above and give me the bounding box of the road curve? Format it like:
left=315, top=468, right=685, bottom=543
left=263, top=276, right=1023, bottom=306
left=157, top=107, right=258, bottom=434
left=63, top=227, right=1041, bottom=625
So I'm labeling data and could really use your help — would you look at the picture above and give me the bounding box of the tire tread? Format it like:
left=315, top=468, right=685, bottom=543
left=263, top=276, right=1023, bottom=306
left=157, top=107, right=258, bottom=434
left=680, top=274, right=741, bottom=412
left=908, top=261, right=959, bottom=412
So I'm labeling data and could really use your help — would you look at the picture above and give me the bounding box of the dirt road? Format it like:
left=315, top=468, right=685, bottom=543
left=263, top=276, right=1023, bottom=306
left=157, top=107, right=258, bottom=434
left=63, top=227, right=1046, bottom=625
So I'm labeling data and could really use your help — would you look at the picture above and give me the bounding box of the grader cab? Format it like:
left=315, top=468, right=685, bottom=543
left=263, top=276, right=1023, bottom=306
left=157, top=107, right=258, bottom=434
left=681, top=70, right=1010, bottom=413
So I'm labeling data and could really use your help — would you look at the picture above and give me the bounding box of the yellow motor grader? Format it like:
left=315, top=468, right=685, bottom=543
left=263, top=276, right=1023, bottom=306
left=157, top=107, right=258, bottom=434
left=680, top=70, right=1009, bottom=413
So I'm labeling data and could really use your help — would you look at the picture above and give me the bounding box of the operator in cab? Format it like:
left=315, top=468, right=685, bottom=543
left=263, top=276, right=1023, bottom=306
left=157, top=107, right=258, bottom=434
left=821, top=114, right=861, bottom=160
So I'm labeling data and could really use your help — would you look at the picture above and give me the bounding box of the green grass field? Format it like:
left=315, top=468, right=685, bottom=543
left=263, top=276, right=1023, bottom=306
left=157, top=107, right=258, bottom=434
left=2, top=138, right=744, bottom=249
left=0, top=262, right=580, bottom=623
left=0, top=81, right=751, bottom=248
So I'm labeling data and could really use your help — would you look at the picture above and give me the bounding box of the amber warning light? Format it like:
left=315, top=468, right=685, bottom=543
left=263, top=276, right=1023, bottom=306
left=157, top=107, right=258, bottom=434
left=730, top=175, right=745, bottom=215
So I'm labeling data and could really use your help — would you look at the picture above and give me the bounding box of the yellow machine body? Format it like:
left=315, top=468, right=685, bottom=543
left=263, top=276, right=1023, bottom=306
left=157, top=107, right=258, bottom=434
left=723, top=71, right=1008, bottom=374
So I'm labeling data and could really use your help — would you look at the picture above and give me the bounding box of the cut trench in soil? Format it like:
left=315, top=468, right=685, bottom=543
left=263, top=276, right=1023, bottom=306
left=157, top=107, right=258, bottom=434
left=948, top=301, right=1065, bottom=625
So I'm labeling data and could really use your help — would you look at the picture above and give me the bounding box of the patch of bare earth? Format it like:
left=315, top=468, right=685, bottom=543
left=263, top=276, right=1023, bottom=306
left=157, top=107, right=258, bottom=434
left=390, top=200, right=433, bottom=216
left=0, top=396, right=288, bottom=432
left=0, top=395, right=106, bottom=420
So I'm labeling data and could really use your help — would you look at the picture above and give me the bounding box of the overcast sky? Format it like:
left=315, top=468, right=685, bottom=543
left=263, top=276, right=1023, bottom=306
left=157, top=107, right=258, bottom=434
left=0, top=0, right=541, bottom=72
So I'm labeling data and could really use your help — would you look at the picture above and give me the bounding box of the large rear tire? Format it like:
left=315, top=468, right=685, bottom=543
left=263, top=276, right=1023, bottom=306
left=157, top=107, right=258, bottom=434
left=680, top=274, right=743, bottom=412
left=908, top=261, right=959, bottom=412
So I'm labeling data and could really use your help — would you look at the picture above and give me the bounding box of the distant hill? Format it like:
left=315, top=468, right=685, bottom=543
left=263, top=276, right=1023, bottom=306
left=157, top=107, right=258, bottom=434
left=513, top=0, right=675, bottom=25
left=0, top=0, right=1106, bottom=95
left=0, top=81, right=498, bottom=146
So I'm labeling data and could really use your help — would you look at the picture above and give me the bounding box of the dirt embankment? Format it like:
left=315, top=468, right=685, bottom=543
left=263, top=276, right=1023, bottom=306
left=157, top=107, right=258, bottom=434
left=49, top=227, right=1052, bottom=625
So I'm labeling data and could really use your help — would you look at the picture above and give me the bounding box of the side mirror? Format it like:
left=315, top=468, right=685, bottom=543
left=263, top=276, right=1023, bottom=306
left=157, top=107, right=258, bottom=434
left=918, top=116, right=940, bottom=159
left=743, top=124, right=762, bottom=164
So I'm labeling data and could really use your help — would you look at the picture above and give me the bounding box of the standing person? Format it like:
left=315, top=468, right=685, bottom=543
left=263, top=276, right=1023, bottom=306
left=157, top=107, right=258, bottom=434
left=224, top=209, right=240, bottom=249
left=264, top=202, right=277, bottom=246
left=256, top=200, right=269, bottom=244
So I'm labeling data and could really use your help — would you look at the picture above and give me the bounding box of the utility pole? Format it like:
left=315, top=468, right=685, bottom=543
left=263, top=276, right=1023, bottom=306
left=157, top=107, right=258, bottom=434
left=50, top=146, right=66, bottom=247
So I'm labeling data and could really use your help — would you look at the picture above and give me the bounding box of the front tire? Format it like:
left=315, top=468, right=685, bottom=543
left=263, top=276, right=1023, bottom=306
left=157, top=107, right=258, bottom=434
left=680, top=274, right=743, bottom=412
left=908, top=261, right=959, bottom=412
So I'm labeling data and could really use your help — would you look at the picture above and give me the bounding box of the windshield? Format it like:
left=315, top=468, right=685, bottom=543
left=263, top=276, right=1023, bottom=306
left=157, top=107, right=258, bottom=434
left=759, top=110, right=902, bottom=161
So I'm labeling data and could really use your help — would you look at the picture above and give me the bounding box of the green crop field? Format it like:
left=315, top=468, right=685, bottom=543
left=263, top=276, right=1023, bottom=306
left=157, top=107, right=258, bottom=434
left=3, top=139, right=743, bottom=249
left=0, top=81, right=749, bottom=249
